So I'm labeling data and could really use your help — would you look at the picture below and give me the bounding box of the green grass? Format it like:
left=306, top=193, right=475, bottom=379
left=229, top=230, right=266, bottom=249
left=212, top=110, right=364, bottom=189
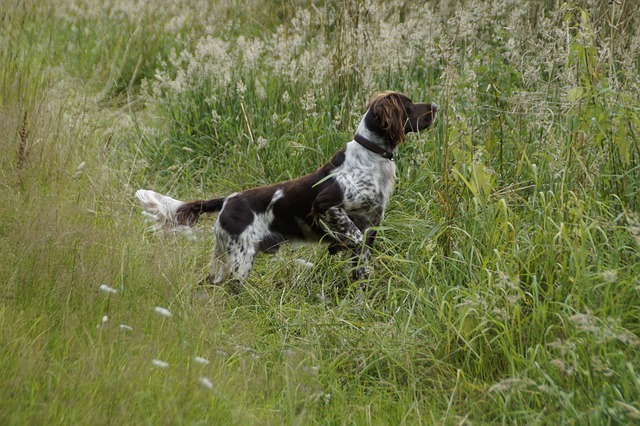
left=2, top=0, right=640, bottom=424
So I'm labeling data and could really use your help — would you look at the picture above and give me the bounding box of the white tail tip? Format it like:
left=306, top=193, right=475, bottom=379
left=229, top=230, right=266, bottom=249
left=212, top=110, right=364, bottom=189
left=135, top=189, right=194, bottom=238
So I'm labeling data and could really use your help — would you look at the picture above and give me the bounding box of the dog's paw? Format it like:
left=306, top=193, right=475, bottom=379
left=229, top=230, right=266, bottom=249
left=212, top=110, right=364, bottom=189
left=350, top=265, right=372, bottom=282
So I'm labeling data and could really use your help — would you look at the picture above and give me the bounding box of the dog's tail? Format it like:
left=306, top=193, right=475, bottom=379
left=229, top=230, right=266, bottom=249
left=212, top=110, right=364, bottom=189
left=135, top=189, right=224, bottom=232
left=175, top=198, right=225, bottom=226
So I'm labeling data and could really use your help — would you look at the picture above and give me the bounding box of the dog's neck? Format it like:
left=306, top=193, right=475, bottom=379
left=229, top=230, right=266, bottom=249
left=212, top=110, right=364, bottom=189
left=354, top=117, right=394, bottom=160
left=353, top=134, right=393, bottom=160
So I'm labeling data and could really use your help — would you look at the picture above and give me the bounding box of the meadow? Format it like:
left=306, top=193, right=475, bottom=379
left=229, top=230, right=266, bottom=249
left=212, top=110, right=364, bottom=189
left=1, top=0, right=640, bottom=423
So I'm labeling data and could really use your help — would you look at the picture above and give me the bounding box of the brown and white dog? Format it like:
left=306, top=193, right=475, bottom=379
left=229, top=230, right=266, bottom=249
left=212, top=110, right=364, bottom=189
left=136, top=91, right=437, bottom=286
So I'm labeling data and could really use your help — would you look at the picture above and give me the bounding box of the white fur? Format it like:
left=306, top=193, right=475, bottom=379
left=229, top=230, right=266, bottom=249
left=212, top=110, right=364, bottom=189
left=134, top=190, right=194, bottom=238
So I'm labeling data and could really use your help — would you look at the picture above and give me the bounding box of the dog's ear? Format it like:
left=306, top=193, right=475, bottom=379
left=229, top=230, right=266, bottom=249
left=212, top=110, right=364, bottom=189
left=371, top=93, right=407, bottom=145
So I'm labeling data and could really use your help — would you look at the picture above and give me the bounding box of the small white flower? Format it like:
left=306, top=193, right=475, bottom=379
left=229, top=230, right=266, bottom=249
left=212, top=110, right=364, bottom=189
left=99, top=284, right=117, bottom=295
left=294, top=258, right=314, bottom=269
left=316, top=292, right=329, bottom=303
left=152, top=359, right=169, bottom=368
left=97, top=315, right=109, bottom=328
left=194, top=356, right=210, bottom=365
left=119, top=324, right=133, bottom=331
left=198, top=376, right=214, bottom=389
left=154, top=306, right=172, bottom=318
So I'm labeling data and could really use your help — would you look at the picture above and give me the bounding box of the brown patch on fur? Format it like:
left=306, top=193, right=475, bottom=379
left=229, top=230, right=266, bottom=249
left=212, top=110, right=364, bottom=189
left=368, top=91, right=407, bottom=145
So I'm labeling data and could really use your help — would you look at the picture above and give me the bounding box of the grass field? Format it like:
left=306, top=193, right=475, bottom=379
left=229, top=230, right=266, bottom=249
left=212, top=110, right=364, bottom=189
left=1, top=0, right=640, bottom=424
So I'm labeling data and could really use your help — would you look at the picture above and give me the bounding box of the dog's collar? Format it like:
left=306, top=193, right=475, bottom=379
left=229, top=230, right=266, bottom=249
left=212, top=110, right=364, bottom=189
left=354, top=134, right=394, bottom=160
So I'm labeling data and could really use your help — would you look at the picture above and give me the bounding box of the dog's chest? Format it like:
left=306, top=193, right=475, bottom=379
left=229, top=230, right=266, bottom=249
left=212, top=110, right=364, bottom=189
left=334, top=144, right=396, bottom=215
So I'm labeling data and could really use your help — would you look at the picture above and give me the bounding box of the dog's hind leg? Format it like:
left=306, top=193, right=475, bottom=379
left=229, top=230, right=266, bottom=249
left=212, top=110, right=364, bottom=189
left=205, top=241, right=230, bottom=285
left=230, top=247, right=257, bottom=281
left=202, top=236, right=257, bottom=293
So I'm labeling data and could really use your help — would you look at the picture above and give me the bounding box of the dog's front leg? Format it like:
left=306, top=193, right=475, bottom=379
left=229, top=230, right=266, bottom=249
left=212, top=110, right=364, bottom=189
left=313, top=187, right=373, bottom=281
left=349, top=228, right=378, bottom=282
left=319, top=206, right=364, bottom=250
left=318, top=206, right=377, bottom=282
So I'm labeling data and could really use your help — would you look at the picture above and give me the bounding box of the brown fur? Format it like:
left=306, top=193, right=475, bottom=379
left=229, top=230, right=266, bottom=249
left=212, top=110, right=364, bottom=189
left=369, top=91, right=408, bottom=145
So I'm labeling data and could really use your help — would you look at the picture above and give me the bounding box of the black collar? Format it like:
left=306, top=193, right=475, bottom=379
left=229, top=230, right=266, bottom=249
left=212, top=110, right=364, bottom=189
left=354, top=134, right=394, bottom=160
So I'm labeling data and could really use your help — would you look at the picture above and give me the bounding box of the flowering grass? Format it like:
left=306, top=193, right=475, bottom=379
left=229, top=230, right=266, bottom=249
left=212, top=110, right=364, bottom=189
left=1, top=0, right=640, bottom=424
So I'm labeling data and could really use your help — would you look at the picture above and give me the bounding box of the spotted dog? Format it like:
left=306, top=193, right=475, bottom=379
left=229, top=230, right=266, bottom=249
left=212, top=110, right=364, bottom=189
left=136, top=91, right=437, bottom=286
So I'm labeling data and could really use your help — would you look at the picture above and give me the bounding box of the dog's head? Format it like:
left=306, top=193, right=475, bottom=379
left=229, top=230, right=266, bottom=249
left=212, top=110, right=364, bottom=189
left=365, top=91, right=437, bottom=148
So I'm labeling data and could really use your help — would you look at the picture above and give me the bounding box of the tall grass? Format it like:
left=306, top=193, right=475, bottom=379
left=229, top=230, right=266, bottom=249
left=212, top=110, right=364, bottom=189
left=1, top=0, right=640, bottom=424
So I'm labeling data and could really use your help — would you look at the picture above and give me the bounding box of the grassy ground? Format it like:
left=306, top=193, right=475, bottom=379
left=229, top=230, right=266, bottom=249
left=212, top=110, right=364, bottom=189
left=2, top=0, right=640, bottom=424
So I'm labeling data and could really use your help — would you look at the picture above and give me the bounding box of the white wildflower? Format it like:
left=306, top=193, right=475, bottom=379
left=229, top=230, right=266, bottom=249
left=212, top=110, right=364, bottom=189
left=99, top=284, right=117, bottom=295
left=316, top=292, right=330, bottom=303
left=119, top=324, right=133, bottom=331
left=152, top=359, right=169, bottom=368
left=97, top=315, right=109, bottom=328
left=194, top=356, right=210, bottom=365
left=294, top=258, right=314, bottom=269
left=154, top=306, right=173, bottom=318
left=198, top=376, right=214, bottom=389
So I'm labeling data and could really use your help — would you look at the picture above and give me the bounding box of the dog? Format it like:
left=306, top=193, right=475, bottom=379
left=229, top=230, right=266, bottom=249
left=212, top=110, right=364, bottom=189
left=136, top=91, right=437, bottom=286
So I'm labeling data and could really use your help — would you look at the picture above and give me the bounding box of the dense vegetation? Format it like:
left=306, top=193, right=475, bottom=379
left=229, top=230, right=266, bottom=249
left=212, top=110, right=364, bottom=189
left=1, top=0, right=639, bottom=423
